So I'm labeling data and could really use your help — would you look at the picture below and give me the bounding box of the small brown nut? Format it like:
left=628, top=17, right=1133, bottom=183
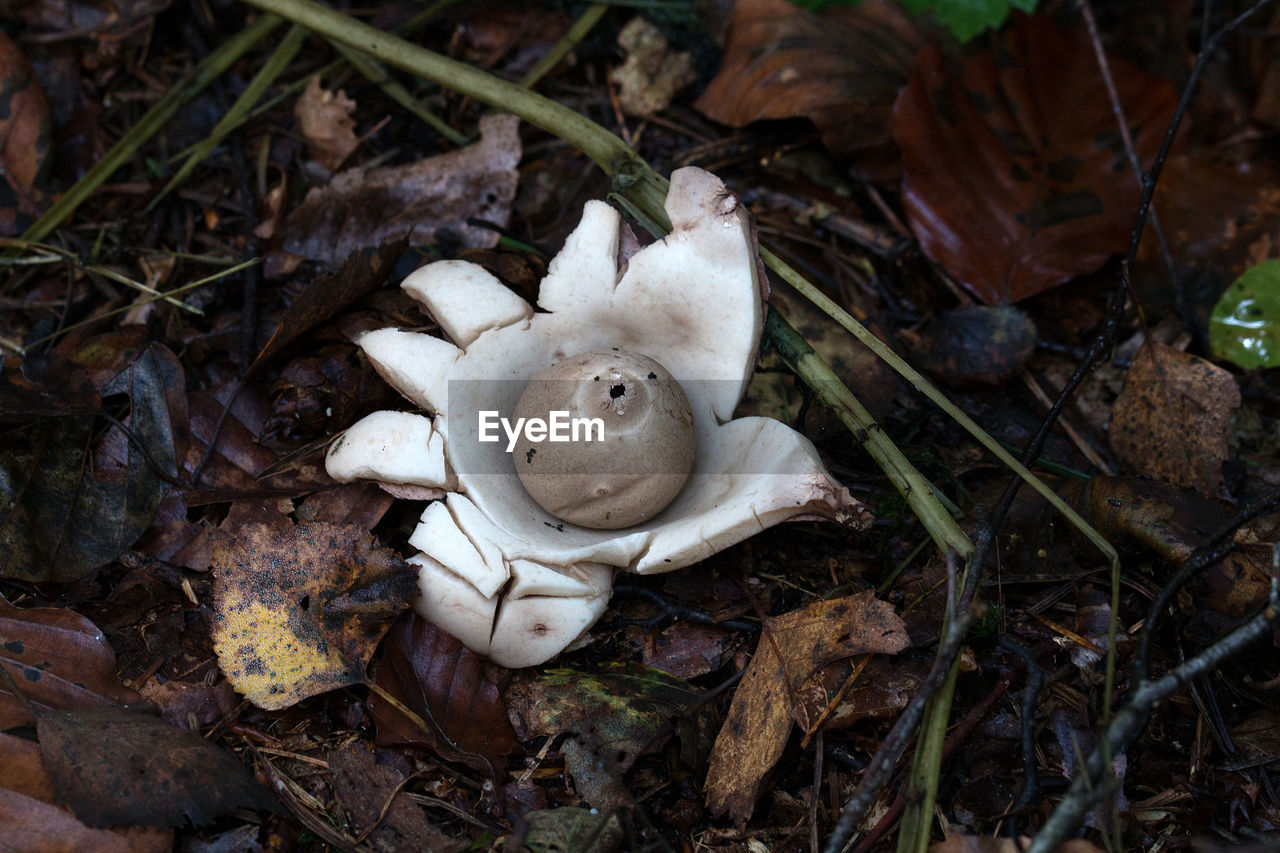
left=511, top=351, right=695, bottom=529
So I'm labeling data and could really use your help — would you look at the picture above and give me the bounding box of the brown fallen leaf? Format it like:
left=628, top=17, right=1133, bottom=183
left=369, top=614, right=519, bottom=780
left=295, top=75, right=358, bottom=172
left=0, top=29, right=51, bottom=235
left=0, top=595, right=141, bottom=729
left=282, top=113, right=521, bottom=265
left=893, top=15, right=1177, bottom=304
left=0, top=732, right=172, bottom=851
left=609, top=16, right=694, bottom=117
left=212, top=518, right=417, bottom=710
left=704, top=592, right=909, bottom=823
left=1108, top=342, right=1241, bottom=497
left=37, top=705, right=275, bottom=827
left=328, top=744, right=466, bottom=853
left=0, top=788, right=171, bottom=853
left=696, top=0, right=923, bottom=161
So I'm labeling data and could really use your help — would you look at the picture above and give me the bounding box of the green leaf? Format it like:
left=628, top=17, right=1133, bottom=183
left=792, top=0, right=1038, bottom=41
left=1210, top=259, right=1280, bottom=370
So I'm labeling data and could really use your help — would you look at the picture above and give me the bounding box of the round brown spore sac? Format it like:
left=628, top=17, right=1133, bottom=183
left=511, top=351, right=696, bottom=529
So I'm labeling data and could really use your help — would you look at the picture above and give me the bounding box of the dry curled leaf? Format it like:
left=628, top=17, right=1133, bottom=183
left=893, top=15, right=1177, bottom=304
left=705, top=593, right=909, bottom=823
left=1108, top=342, right=1241, bottom=497
left=212, top=520, right=417, bottom=710
left=295, top=75, right=358, bottom=172
left=283, top=114, right=521, bottom=265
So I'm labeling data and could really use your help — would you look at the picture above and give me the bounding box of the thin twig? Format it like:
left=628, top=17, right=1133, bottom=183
left=1028, top=581, right=1280, bottom=853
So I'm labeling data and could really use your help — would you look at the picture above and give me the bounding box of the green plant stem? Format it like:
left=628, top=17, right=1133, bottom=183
left=19, top=13, right=283, bottom=245
left=520, top=3, right=609, bottom=89
left=765, top=311, right=971, bottom=557
left=149, top=23, right=308, bottom=212
left=331, top=40, right=470, bottom=147
left=897, top=655, right=960, bottom=853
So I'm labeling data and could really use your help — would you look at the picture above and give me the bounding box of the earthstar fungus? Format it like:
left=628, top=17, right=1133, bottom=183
left=326, top=167, right=869, bottom=667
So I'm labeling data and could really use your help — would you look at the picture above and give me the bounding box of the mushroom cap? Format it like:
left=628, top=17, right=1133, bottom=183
left=325, top=166, right=871, bottom=666
left=511, top=350, right=696, bottom=529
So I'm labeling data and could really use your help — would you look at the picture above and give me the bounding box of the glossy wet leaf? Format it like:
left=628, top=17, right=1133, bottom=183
left=696, top=0, right=923, bottom=161
left=369, top=614, right=518, bottom=779
left=898, top=0, right=1038, bottom=42
left=1209, top=259, right=1280, bottom=370
left=893, top=15, right=1176, bottom=304
left=1109, top=343, right=1240, bottom=497
left=37, top=706, right=275, bottom=827
left=212, top=520, right=416, bottom=709
left=0, top=340, right=179, bottom=582
left=705, top=593, right=909, bottom=823
left=0, top=596, right=141, bottom=728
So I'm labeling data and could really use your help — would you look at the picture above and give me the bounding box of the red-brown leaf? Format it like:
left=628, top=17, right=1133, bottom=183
left=0, top=596, right=141, bottom=729
left=893, top=14, right=1177, bottom=304
left=369, top=614, right=519, bottom=780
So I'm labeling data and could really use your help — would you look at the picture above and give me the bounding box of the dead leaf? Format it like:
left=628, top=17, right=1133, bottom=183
left=37, top=705, right=275, bottom=827
left=328, top=744, right=465, bottom=853
left=0, top=29, right=51, bottom=235
left=282, top=113, right=521, bottom=265
left=0, top=596, right=141, bottom=728
left=696, top=0, right=923, bottom=160
left=1109, top=342, right=1241, bottom=496
left=609, top=17, right=694, bottom=117
left=212, top=519, right=416, bottom=710
left=0, top=337, right=180, bottom=581
left=0, top=788, right=171, bottom=853
left=369, top=614, right=518, bottom=779
left=704, top=593, right=909, bottom=823
left=295, top=75, right=358, bottom=172
left=508, top=663, right=708, bottom=810
left=0, top=732, right=172, bottom=851
left=254, top=237, right=406, bottom=371
left=519, top=807, right=623, bottom=853
left=893, top=15, right=1177, bottom=304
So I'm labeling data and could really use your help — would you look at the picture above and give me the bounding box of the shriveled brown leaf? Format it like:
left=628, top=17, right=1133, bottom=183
left=893, top=15, right=1177, bottom=304
left=369, top=614, right=518, bottom=779
left=0, top=595, right=141, bottom=729
left=328, top=744, right=466, bottom=853
left=38, top=705, right=275, bottom=827
left=609, top=17, right=694, bottom=117
left=705, top=593, right=909, bottom=823
left=696, top=0, right=923, bottom=160
left=212, top=519, right=416, bottom=709
left=282, top=113, right=521, bottom=265
left=0, top=30, right=51, bottom=235
left=1109, top=343, right=1240, bottom=496
left=295, top=75, right=358, bottom=172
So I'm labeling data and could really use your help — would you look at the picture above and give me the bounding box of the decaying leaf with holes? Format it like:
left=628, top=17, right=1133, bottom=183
left=212, top=519, right=417, bottom=710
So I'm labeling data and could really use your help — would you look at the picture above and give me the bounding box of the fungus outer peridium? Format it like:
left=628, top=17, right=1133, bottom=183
left=511, top=350, right=695, bottom=529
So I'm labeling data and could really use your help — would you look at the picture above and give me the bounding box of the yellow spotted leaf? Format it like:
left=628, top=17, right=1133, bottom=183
left=212, top=519, right=416, bottom=710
